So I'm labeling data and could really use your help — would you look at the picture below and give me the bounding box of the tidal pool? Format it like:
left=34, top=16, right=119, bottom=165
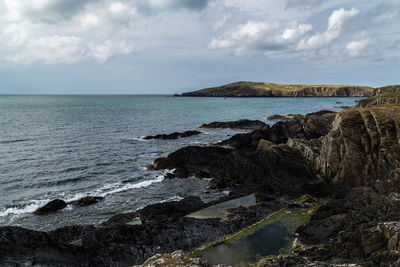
left=199, top=209, right=314, bottom=266
left=186, top=194, right=257, bottom=220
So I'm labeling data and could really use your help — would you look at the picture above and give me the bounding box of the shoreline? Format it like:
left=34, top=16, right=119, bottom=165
left=1, top=88, right=400, bottom=266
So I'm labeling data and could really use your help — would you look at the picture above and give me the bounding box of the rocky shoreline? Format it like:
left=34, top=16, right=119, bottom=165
left=1, top=86, right=399, bottom=266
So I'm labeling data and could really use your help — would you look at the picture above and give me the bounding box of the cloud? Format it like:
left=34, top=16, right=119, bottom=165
left=3, top=0, right=98, bottom=22
left=285, top=0, right=326, bottom=9
left=5, top=35, right=85, bottom=64
left=209, top=20, right=312, bottom=55
left=135, top=0, right=210, bottom=12
left=346, top=39, right=369, bottom=57
left=297, top=8, right=359, bottom=50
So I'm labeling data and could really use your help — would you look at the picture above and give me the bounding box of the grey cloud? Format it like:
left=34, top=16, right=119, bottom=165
left=3, top=0, right=100, bottom=22
left=285, top=0, right=326, bottom=9
left=134, top=0, right=210, bottom=14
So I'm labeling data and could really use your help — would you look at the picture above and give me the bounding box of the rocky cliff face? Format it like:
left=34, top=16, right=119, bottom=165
left=357, top=86, right=400, bottom=107
left=315, top=106, right=400, bottom=187
left=181, top=81, right=375, bottom=97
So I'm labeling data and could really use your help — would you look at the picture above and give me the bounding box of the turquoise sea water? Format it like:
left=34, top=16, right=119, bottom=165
left=0, top=95, right=361, bottom=230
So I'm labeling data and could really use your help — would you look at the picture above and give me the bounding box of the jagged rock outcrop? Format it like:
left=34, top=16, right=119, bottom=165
left=149, top=144, right=315, bottom=195
left=199, top=119, right=266, bottom=130
left=315, top=106, right=400, bottom=187
left=219, top=110, right=336, bottom=150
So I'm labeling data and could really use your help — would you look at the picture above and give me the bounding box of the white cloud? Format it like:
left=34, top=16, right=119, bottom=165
left=90, top=41, right=134, bottom=63
left=80, top=13, right=100, bottom=27
left=297, top=8, right=359, bottom=50
left=346, top=39, right=369, bottom=57
left=209, top=20, right=312, bottom=55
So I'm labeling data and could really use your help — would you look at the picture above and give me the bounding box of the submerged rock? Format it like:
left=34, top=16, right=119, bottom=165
left=33, top=199, right=67, bottom=215
left=199, top=119, right=267, bottom=130
left=143, top=130, right=201, bottom=140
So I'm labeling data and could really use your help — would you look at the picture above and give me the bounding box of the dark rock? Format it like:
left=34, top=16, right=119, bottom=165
left=143, top=130, right=201, bottom=140
left=334, top=105, right=351, bottom=109
left=102, top=196, right=206, bottom=226
left=69, top=196, right=104, bottom=207
left=150, top=144, right=315, bottom=195
left=316, top=106, right=400, bottom=187
left=0, top=226, right=85, bottom=266
left=266, top=114, right=292, bottom=121
left=199, top=119, right=267, bottom=130
left=33, top=199, right=67, bottom=215
left=48, top=225, right=96, bottom=243
left=219, top=110, right=336, bottom=151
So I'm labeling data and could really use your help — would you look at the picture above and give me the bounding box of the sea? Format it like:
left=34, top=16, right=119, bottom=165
left=0, top=95, right=361, bottom=231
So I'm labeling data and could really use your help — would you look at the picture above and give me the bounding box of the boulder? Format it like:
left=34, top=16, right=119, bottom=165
left=33, top=199, right=67, bottom=215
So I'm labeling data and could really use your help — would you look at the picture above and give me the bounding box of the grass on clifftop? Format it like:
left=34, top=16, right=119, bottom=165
left=182, top=81, right=375, bottom=96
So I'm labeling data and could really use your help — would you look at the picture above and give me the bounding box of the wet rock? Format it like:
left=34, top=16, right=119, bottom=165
left=69, top=196, right=104, bottom=207
left=219, top=110, right=336, bottom=151
left=144, top=130, right=201, bottom=140
left=199, top=119, right=267, bottom=130
left=33, top=199, right=67, bottom=215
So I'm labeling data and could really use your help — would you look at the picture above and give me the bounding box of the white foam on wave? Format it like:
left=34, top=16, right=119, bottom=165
left=131, top=136, right=148, bottom=142
left=0, top=175, right=165, bottom=218
left=0, top=199, right=51, bottom=217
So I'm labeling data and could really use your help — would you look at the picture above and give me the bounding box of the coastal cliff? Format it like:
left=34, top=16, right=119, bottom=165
left=180, top=81, right=375, bottom=97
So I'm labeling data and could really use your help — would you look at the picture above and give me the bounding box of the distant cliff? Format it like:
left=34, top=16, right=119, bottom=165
left=180, top=81, right=375, bottom=97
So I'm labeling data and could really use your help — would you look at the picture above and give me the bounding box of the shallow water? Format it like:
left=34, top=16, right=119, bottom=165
left=0, top=95, right=360, bottom=230
left=200, top=211, right=311, bottom=266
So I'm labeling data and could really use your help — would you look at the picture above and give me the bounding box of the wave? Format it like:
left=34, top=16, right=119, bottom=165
left=0, top=199, right=51, bottom=217
left=0, top=175, right=165, bottom=218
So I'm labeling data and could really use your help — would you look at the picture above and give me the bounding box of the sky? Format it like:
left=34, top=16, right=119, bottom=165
left=0, top=0, right=399, bottom=94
